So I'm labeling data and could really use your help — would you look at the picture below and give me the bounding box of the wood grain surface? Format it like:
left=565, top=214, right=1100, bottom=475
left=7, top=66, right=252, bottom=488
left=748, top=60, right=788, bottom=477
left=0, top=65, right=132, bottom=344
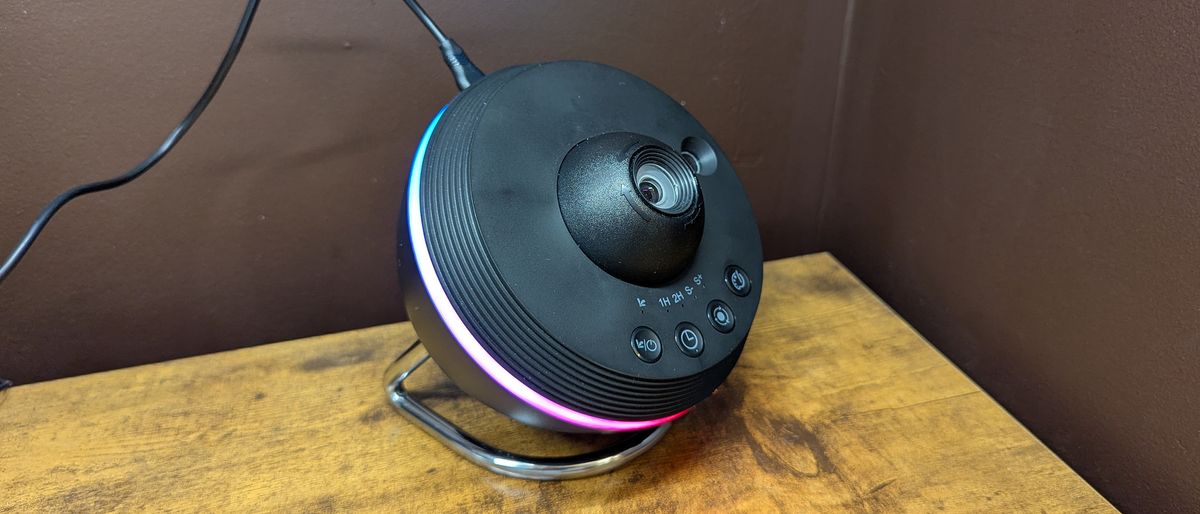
left=0, top=254, right=1112, bottom=512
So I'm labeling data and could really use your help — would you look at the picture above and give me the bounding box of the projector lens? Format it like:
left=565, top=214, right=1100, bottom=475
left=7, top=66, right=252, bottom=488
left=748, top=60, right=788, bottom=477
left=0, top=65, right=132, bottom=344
left=638, top=175, right=663, bottom=204
left=631, top=147, right=698, bottom=215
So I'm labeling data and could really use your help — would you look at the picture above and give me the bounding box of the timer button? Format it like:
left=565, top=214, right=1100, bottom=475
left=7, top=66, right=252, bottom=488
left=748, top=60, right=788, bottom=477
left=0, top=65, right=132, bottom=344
left=675, top=323, right=704, bottom=357
left=707, top=300, right=736, bottom=333
left=630, top=327, right=662, bottom=363
left=725, top=265, right=752, bottom=297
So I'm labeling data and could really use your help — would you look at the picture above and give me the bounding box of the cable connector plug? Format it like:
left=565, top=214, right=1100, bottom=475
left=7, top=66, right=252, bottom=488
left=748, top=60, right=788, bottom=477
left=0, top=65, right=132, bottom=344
left=404, top=0, right=485, bottom=91
left=439, top=38, right=484, bottom=91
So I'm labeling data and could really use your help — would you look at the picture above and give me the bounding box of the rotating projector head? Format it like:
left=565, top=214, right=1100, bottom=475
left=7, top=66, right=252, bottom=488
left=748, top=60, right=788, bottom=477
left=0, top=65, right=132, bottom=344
left=398, top=61, right=763, bottom=433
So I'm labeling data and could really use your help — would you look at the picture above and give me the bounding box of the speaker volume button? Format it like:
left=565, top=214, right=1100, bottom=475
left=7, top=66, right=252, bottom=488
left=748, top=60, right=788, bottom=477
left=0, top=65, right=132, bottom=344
left=630, top=327, right=663, bottom=363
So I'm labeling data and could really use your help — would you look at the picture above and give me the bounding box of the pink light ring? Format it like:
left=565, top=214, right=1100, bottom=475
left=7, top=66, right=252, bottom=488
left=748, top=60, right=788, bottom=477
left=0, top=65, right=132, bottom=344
left=407, top=106, right=687, bottom=432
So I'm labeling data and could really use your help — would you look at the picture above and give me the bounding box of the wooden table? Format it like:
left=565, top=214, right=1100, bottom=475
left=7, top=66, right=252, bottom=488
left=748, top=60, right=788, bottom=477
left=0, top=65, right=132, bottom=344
left=0, top=254, right=1111, bottom=512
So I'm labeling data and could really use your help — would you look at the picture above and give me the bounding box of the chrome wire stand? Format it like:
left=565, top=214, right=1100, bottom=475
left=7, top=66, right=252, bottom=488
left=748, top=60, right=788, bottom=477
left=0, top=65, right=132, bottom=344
left=384, top=340, right=671, bottom=480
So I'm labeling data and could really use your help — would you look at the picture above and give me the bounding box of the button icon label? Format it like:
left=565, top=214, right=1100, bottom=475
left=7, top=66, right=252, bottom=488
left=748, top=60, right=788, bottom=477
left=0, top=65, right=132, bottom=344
left=680, top=330, right=699, bottom=348
left=731, top=270, right=746, bottom=290
left=714, top=308, right=729, bottom=324
left=725, top=265, right=752, bottom=297
left=675, top=323, right=704, bottom=357
left=638, top=338, right=659, bottom=352
left=707, top=300, right=736, bottom=333
left=630, top=327, right=663, bottom=363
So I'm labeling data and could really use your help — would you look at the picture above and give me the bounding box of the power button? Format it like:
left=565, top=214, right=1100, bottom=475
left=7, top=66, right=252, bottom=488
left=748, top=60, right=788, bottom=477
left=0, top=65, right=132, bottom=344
left=630, top=327, right=662, bottom=363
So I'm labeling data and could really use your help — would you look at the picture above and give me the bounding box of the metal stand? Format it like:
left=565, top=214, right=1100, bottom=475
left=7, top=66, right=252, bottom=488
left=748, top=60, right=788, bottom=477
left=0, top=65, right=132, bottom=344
left=384, top=340, right=671, bottom=480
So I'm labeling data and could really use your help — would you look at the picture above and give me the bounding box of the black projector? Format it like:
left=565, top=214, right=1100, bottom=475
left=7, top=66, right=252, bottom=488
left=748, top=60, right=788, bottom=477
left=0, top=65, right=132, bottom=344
left=0, top=0, right=765, bottom=479
left=398, top=61, right=763, bottom=433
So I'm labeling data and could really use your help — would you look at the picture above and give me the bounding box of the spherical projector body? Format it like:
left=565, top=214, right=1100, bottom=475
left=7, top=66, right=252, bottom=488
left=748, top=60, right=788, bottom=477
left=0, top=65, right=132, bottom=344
left=397, top=61, right=763, bottom=433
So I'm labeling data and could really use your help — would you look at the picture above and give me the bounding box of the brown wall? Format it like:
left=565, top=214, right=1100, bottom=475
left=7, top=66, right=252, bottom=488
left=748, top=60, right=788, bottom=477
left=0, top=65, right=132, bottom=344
left=822, top=1, right=1200, bottom=511
left=0, top=1, right=848, bottom=383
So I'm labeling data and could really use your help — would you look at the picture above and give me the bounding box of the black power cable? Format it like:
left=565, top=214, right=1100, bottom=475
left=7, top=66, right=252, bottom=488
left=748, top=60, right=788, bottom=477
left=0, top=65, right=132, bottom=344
left=0, top=0, right=482, bottom=388
left=0, top=0, right=262, bottom=286
left=404, top=0, right=450, bottom=44
left=0, top=0, right=481, bottom=290
left=404, top=0, right=484, bottom=91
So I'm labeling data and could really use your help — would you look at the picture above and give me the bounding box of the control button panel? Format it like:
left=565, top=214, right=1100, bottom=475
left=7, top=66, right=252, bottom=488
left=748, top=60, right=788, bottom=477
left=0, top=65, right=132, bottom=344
left=675, top=322, right=704, bottom=357
left=630, top=265, right=753, bottom=363
left=630, top=326, right=663, bottom=363
left=725, top=265, right=752, bottom=297
left=707, top=300, right=736, bottom=333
